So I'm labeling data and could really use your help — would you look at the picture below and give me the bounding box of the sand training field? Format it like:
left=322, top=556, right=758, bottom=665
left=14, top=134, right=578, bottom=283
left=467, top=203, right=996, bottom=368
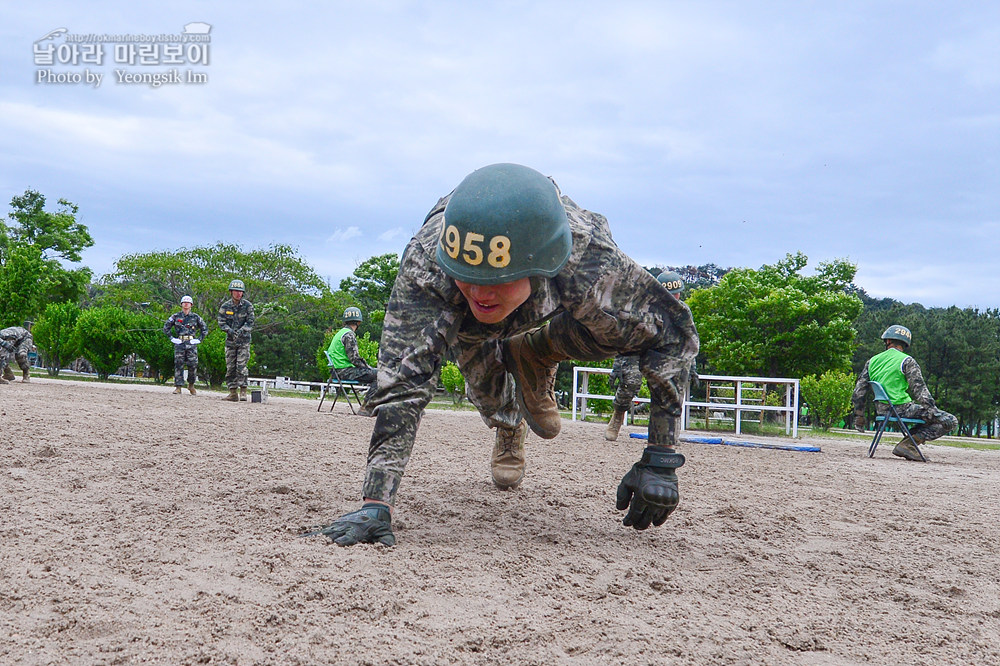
left=2, top=378, right=999, bottom=665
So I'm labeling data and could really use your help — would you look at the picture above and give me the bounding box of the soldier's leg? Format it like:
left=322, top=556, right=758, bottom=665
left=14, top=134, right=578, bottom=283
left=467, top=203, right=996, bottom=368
left=454, top=338, right=527, bottom=489
left=224, top=345, right=239, bottom=388
left=174, top=347, right=187, bottom=386
left=607, top=354, right=641, bottom=441
left=0, top=351, right=10, bottom=384
left=899, top=403, right=958, bottom=442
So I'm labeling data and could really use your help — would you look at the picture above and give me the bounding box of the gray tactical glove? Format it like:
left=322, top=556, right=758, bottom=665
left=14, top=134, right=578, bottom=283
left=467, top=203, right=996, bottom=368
left=616, top=446, right=685, bottom=530
left=302, top=503, right=395, bottom=546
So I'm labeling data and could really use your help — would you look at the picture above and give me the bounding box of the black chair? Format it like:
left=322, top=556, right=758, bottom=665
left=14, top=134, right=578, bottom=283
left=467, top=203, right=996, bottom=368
left=318, top=351, right=366, bottom=414
left=867, top=380, right=926, bottom=461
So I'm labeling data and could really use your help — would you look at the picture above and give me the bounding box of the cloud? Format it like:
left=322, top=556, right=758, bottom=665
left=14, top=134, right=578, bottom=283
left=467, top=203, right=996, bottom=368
left=378, top=227, right=406, bottom=242
left=326, top=226, right=363, bottom=243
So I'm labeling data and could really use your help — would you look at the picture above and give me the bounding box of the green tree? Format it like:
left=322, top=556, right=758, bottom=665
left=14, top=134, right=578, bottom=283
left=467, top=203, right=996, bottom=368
left=440, top=361, right=466, bottom=404
left=75, top=306, right=132, bottom=379
left=687, top=252, right=863, bottom=378
left=0, top=244, right=45, bottom=327
left=800, top=370, right=855, bottom=431
left=31, top=301, right=81, bottom=375
left=100, top=243, right=344, bottom=380
left=1, top=189, right=94, bottom=314
left=128, top=313, right=175, bottom=383
left=339, top=253, right=400, bottom=341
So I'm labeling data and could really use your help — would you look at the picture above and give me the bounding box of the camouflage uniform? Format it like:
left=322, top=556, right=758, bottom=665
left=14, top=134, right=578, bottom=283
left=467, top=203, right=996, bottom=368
left=362, top=186, right=699, bottom=504
left=852, top=353, right=957, bottom=441
left=609, top=354, right=643, bottom=411
left=0, top=326, right=33, bottom=379
left=328, top=327, right=378, bottom=399
left=217, top=298, right=254, bottom=389
left=163, top=310, right=209, bottom=386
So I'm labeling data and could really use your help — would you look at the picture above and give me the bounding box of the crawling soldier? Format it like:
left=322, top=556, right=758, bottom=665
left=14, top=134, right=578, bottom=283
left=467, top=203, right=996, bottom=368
left=309, top=163, right=699, bottom=546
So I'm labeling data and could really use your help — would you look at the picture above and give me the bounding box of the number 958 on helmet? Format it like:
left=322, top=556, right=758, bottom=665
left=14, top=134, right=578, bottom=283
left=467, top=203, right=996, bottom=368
left=435, top=163, right=572, bottom=285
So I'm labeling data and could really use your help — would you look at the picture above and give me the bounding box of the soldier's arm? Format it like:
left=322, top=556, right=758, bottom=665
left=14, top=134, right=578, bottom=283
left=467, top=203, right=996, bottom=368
left=240, top=303, right=255, bottom=334
left=851, top=362, right=871, bottom=416
left=361, top=241, right=461, bottom=505
left=198, top=315, right=208, bottom=338
left=163, top=315, right=175, bottom=336
left=216, top=305, right=232, bottom=333
left=341, top=330, right=370, bottom=369
left=903, top=357, right=936, bottom=408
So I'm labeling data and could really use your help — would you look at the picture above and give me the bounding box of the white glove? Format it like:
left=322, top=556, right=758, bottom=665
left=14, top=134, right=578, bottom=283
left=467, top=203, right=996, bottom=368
left=171, top=337, right=182, bottom=344
left=191, top=338, right=201, bottom=345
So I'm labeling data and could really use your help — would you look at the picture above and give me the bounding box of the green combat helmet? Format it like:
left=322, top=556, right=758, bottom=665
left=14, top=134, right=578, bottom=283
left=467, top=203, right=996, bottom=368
left=881, top=324, right=912, bottom=347
left=436, top=163, right=572, bottom=285
left=229, top=279, right=245, bottom=292
left=657, top=270, right=684, bottom=295
left=343, top=307, right=363, bottom=323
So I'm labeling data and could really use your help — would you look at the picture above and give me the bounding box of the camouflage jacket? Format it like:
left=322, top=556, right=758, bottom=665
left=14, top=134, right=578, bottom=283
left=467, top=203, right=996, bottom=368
left=363, top=186, right=699, bottom=503
left=163, top=311, right=208, bottom=344
left=217, top=298, right=255, bottom=346
left=852, top=354, right=935, bottom=416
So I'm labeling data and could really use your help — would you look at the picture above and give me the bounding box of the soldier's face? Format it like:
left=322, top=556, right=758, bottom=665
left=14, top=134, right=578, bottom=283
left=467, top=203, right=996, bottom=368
left=231, top=290, right=243, bottom=302
left=454, top=278, right=532, bottom=324
left=182, top=303, right=192, bottom=314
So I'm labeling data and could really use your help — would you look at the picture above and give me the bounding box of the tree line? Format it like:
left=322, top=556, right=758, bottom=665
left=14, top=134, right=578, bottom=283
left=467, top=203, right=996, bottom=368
left=4, top=190, right=998, bottom=436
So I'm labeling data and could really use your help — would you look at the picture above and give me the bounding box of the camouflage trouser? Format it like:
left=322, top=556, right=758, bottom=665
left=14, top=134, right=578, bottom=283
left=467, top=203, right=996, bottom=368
left=0, top=338, right=31, bottom=373
left=225, top=343, right=250, bottom=389
left=879, top=402, right=958, bottom=441
left=454, top=311, right=687, bottom=447
left=610, top=354, right=642, bottom=411
left=334, top=366, right=378, bottom=403
left=174, top=345, right=199, bottom=386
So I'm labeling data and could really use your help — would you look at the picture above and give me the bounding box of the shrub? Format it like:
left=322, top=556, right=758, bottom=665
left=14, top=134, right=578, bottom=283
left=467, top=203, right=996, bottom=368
left=800, top=370, right=855, bottom=431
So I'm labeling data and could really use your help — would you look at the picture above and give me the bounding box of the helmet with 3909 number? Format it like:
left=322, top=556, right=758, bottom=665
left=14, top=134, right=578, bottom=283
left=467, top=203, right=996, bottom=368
left=881, top=324, right=912, bottom=348
left=343, top=307, right=363, bottom=323
left=435, top=163, right=572, bottom=285
left=228, top=279, right=245, bottom=292
left=657, top=270, right=684, bottom=295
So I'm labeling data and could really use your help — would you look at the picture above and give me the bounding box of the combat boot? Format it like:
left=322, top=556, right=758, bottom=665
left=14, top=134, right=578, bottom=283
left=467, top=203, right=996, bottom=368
left=225, top=388, right=240, bottom=402
left=21, top=369, right=30, bottom=382
left=239, top=387, right=247, bottom=402
left=605, top=407, right=627, bottom=441
left=188, top=383, right=197, bottom=395
left=173, top=386, right=182, bottom=394
left=2, top=366, right=15, bottom=381
left=0, top=377, right=8, bottom=385
left=491, top=421, right=527, bottom=490
left=503, top=329, right=562, bottom=439
left=892, top=436, right=926, bottom=462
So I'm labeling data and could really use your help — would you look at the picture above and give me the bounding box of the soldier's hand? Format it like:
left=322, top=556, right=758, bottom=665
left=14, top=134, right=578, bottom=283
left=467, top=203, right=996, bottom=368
left=301, top=503, right=395, bottom=546
left=854, top=415, right=866, bottom=432
left=616, top=447, right=684, bottom=530
left=191, top=338, right=201, bottom=345
left=170, top=337, right=182, bottom=344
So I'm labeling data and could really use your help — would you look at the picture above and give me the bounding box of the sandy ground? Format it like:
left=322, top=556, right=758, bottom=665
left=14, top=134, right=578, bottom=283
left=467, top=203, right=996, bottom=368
left=1, top=377, right=999, bottom=666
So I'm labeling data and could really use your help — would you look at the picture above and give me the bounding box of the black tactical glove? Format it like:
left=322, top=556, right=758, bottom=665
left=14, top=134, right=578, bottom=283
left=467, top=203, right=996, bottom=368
left=616, top=446, right=685, bottom=530
left=302, top=503, right=395, bottom=546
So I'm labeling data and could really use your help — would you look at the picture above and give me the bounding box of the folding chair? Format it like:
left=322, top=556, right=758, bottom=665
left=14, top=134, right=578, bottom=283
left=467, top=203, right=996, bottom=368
left=317, top=351, right=365, bottom=414
left=866, top=381, right=926, bottom=461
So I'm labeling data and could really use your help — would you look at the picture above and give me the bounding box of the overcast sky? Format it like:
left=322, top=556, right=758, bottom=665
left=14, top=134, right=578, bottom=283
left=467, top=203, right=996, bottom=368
left=2, top=1, right=998, bottom=308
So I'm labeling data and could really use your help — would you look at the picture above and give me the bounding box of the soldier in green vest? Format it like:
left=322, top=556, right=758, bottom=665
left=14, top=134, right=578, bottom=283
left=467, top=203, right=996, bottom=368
left=326, top=307, right=377, bottom=404
left=851, top=324, right=957, bottom=461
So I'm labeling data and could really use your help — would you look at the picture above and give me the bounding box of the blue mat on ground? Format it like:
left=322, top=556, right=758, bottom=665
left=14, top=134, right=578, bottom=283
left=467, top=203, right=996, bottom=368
left=629, top=433, right=821, bottom=453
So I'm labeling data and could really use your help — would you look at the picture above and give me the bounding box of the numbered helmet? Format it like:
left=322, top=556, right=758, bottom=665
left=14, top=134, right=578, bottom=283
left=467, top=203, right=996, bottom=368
left=180, top=295, right=193, bottom=305
left=881, top=324, right=912, bottom=347
left=436, top=163, right=572, bottom=285
left=228, top=279, right=245, bottom=292
left=343, top=307, right=363, bottom=323
left=657, top=270, right=684, bottom=295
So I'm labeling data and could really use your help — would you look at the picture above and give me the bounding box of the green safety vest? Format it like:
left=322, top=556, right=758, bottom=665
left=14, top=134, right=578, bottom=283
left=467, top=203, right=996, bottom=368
left=867, top=347, right=913, bottom=405
left=327, top=328, right=353, bottom=369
